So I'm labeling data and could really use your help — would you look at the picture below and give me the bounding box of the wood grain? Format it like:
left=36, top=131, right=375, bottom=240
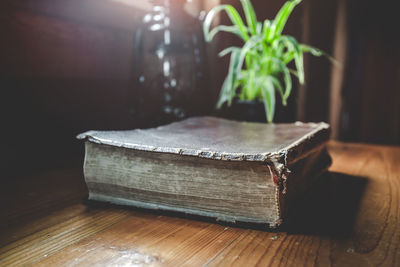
left=1, top=141, right=400, bottom=266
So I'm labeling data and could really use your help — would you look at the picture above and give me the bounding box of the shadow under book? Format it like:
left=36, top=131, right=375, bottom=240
left=77, top=116, right=331, bottom=228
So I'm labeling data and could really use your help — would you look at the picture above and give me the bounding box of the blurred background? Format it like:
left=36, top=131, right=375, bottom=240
left=1, top=0, right=399, bottom=178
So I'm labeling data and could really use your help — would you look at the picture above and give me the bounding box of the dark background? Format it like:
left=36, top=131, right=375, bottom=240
left=1, top=0, right=399, bottom=179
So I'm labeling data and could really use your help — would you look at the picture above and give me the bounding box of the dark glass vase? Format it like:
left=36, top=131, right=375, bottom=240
left=131, top=0, right=210, bottom=128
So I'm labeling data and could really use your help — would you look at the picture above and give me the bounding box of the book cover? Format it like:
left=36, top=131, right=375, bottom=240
left=78, top=117, right=331, bottom=227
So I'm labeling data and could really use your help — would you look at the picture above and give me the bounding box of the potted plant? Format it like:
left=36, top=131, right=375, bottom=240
left=203, top=0, right=330, bottom=123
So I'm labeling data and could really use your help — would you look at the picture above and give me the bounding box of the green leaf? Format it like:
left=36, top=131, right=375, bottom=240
left=207, top=25, right=244, bottom=42
left=294, top=52, right=304, bottom=84
left=225, top=5, right=250, bottom=41
left=260, top=78, right=276, bottom=123
left=299, top=44, right=323, bottom=56
left=271, top=0, right=301, bottom=38
left=240, top=0, right=257, bottom=35
left=256, top=22, right=262, bottom=35
left=283, top=51, right=295, bottom=63
left=204, top=6, right=226, bottom=42
left=218, top=46, right=241, bottom=57
left=271, top=38, right=280, bottom=55
left=216, top=48, right=241, bottom=108
left=268, top=76, right=286, bottom=106
left=288, top=68, right=299, bottom=78
left=263, top=19, right=272, bottom=42
left=280, top=35, right=304, bottom=84
left=203, top=5, right=249, bottom=42
left=300, top=44, right=340, bottom=66
left=236, top=35, right=264, bottom=76
left=271, top=58, right=292, bottom=101
left=246, top=69, right=258, bottom=99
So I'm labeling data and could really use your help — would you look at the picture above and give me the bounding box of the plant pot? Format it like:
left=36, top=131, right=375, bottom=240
left=216, top=99, right=296, bottom=123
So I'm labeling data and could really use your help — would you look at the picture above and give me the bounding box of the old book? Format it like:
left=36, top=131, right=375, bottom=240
left=77, top=116, right=331, bottom=228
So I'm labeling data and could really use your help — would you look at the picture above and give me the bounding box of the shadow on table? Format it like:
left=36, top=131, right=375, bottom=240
left=282, top=171, right=368, bottom=237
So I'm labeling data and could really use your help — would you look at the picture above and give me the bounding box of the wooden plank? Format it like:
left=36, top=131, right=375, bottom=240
left=0, top=204, right=88, bottom=247
left=328, top=142, right=400, bottom=266
left=0, top=208, right=129, bottom=266
left=32, top=214, right=243, bottom=266
left=205, top=230, right=282, bottom=266
left=0, top=169, right=87, bottom=238
left=32, top=214, right=172, bottom=266
left=208, top=142, right=400, bottom=266
left=1, top=142, right=399, bottom=266
left=0, top=169, right=86, bottom=212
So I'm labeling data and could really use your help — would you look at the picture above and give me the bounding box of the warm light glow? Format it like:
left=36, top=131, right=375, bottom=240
left=111, top=0, right=152, bottom=11
left=111, top=0, right=208, bottom=19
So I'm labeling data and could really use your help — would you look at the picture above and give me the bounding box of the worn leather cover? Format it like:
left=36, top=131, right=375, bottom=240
left=78, top=116, right=329, bottom=161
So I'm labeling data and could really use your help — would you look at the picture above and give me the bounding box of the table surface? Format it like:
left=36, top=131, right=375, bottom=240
left=1, top=141, right=399, bottom=266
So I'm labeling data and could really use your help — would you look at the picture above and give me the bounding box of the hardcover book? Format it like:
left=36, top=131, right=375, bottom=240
left=77, top=116, right=331, bottom=228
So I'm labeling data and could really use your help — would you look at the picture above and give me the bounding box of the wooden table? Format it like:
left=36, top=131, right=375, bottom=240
left=1, top=141, right=399, bottom=266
